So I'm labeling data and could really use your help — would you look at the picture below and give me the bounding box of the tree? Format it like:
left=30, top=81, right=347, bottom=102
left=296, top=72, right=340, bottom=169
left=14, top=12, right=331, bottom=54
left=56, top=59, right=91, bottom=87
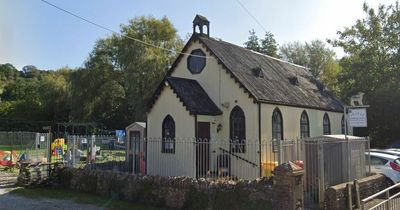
left=115, top=16, right=183, bottom=123
left=39, top=68, right=71, bottom=122
left=244, top=30, right=280, bottom=58
left=260, top=32, right=279, bottom=57
left=244, top=29, right=260, bottom=52
left=22, top=65, right=40, bottom=78
left=279, top=40, right=340, bottom=92
left=280, top=40, right=336, bottom=79
left=330, top=2, right=400, bottom=98
left=331, top=1, right=400, bottom=146
left=0, top=63, right=19, bottom=98
left=279, top=41, right=308, bottom=66
left=69, top=16, right=183, bottom=129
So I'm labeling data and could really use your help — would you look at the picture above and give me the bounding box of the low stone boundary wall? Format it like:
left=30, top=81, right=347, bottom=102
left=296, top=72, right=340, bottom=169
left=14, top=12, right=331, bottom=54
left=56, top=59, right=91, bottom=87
left=83, top=161, right=128, bottom=172
left=325, top=174, right=389, bottom=210
left=58, top=168, right=274, bottom=210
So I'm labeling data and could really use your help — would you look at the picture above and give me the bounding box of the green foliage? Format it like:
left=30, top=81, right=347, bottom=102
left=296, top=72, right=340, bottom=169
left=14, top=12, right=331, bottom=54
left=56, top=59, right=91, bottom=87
left=331, top=1, right=400, bottom=145
left=244, top=29, right=261, bottom=52
left=244, top=29, right=279, bottom=58
left=68, top=16, right=182, bottom=129
left=0, top=63, right=19, bottom=96
left=0, top=16, right=182, bottom=131
left=260, top=32, right=279, bottom=58
left=0, top=64, right=72, bottom=131
left=279, top=40, right=340, bottom=92
left=331, top=2, right=400, bottom=98
left=280, top=40, right=337, bottom=79
left=365, top=87, right=400, bottom=148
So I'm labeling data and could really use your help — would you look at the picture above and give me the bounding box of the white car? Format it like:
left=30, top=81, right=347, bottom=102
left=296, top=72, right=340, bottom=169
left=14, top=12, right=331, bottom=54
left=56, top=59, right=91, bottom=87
left=366, top=152, right=400, bottom=184
left=370, top=149, right=400, bottom=157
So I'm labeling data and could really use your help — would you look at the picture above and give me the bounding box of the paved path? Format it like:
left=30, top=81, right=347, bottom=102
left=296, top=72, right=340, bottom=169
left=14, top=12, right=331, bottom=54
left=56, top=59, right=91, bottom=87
left=0, top=170, right=103, bottom=210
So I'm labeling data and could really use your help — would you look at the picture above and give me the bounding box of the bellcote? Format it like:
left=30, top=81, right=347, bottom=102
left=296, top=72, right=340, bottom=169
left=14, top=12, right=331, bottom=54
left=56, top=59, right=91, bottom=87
left=193, top=14, right=210, bottom=37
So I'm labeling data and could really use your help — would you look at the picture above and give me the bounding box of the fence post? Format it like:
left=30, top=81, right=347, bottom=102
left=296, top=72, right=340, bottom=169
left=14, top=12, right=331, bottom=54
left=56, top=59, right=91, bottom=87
left=72, top=136, right=76, bottom=167
left=318, top=140, right=325, bottom=204
left=91, top=135, right=96, bottom=162
left=35, top=133, right=39, bottom=161
left=47, top=132, right=51, bottom=163
left=9, top=132, right=13, bottom=162
left=385, top=190, right=390, bottom=210
left=278, top=139, right=283, bottom=164
left=354, top=179, right=361, bottom=209
left=347, top=183, right=353, bottom=210
left=347, top=136, right=351, bottom=181
left=367, top=137, right=371, bottom=174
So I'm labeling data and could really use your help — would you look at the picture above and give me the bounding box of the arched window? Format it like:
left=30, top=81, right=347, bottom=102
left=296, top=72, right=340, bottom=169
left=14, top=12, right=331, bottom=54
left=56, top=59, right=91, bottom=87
left=323, top=113, right=331, bottom=135
left=162, top=115, right=175, bottom=153
left=341, top=115, right=345, bottom=134
left=300, top=111, right=310, bottom=138
left=230, top=106, right=246, bottom=153
left=272, top=108, right=283, bottom=140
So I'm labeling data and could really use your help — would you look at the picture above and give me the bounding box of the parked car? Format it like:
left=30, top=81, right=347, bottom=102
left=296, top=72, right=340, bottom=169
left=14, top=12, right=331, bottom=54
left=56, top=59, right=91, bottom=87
left=369, top=148, right=400, bottom=157
left=366, top=152, right=400, bottom=184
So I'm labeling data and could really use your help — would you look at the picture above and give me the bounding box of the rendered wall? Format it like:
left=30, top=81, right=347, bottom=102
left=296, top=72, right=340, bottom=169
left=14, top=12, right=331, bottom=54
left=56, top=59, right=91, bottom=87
left=146, top=86, right=195, bottom=177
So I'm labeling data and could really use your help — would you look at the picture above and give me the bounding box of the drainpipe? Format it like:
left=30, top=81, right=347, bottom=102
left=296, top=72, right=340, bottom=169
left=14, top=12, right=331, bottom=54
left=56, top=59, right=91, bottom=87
left=194, top=114, right=198, bottom=178
left=145, top=113, right=148, bottom=175
left=258, top=102, right=262, bottom=177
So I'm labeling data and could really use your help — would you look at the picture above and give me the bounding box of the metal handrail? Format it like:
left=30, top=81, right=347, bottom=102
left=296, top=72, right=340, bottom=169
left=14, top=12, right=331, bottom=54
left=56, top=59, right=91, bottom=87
left=362, top=181, right=400, bottom=203
left=368, top=191, right=400, bottom=210
left=361, top=181, right=400, bottom=210
left=218, top=147, right=258, bottom=167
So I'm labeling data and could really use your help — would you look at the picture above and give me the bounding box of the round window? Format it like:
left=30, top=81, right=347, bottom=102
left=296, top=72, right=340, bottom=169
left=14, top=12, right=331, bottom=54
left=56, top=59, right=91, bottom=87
left=187, top=49, right=206, bottom=74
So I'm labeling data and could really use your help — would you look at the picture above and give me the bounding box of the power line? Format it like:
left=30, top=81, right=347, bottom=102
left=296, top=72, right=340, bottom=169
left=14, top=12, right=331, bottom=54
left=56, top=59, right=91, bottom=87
left=39, top=0, right=212, bottom=59
left=235, top=0, right=268, bottom=33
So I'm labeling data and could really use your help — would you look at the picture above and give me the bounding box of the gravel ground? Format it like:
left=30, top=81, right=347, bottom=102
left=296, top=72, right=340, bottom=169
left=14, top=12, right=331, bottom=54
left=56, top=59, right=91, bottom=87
left=0, top=170, right=103, bottom=210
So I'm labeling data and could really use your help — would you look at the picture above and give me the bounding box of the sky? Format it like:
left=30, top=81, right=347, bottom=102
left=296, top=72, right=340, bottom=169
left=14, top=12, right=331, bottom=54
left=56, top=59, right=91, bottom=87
left=0, top=0, right=397, bottom=70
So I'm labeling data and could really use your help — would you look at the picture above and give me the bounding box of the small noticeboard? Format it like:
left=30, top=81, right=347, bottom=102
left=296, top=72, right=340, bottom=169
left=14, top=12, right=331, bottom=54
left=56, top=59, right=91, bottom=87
left=348, top=108, right=368, bottom=127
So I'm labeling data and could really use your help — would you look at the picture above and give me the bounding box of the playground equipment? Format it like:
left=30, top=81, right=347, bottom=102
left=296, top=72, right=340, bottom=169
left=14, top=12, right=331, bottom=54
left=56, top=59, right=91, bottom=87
left=0, top=150, right=18, bottom=167
left=51, top=138, right=67, bottom=162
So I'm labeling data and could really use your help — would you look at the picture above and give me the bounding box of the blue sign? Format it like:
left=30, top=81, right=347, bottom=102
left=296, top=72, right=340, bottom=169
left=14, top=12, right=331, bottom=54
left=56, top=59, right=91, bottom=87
left=116, top=130, right=126, bottom=143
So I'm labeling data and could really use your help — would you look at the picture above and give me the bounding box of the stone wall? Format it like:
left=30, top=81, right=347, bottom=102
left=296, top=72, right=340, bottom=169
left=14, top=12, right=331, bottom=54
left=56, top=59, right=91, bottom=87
left=58, top=168, right=274, bottom=210
left=325, top=174, right=389, bottom=210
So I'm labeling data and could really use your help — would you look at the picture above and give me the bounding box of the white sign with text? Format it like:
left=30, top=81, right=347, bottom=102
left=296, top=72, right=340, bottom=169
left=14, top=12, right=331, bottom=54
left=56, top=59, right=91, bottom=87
left=348, top=108, right=368, bottom=127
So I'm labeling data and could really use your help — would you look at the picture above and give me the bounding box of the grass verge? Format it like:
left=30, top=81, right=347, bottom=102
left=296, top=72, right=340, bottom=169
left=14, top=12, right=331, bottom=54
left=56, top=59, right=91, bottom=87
left=10, top=187, right=171, bottom=210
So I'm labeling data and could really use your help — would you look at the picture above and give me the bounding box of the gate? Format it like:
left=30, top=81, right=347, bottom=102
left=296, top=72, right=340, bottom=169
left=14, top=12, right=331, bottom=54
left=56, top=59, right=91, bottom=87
left=298, top=136, right=370, bottom=206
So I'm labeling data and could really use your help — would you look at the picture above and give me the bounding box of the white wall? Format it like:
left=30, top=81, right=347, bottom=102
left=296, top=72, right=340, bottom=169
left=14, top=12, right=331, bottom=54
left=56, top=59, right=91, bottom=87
left=260, top=104, right=345, bottom=141
left=147, top=39, right=347, bottom=179
left=171, top=40, right=260, bottom=179
left=147, top=86, right=195, bottom=177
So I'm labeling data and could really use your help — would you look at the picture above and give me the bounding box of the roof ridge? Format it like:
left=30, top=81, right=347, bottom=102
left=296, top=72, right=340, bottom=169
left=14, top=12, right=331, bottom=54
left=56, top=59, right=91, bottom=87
left=196, top=35, right=344, bottom=112
left=201, top=36, right=309, bottom=71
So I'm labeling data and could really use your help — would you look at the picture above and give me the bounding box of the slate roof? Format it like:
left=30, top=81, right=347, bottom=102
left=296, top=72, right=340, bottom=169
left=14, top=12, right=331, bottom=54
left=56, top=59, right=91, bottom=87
left=193, top=35, right=345, bottom=112
left=150, top=77, right=222, bottom=116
